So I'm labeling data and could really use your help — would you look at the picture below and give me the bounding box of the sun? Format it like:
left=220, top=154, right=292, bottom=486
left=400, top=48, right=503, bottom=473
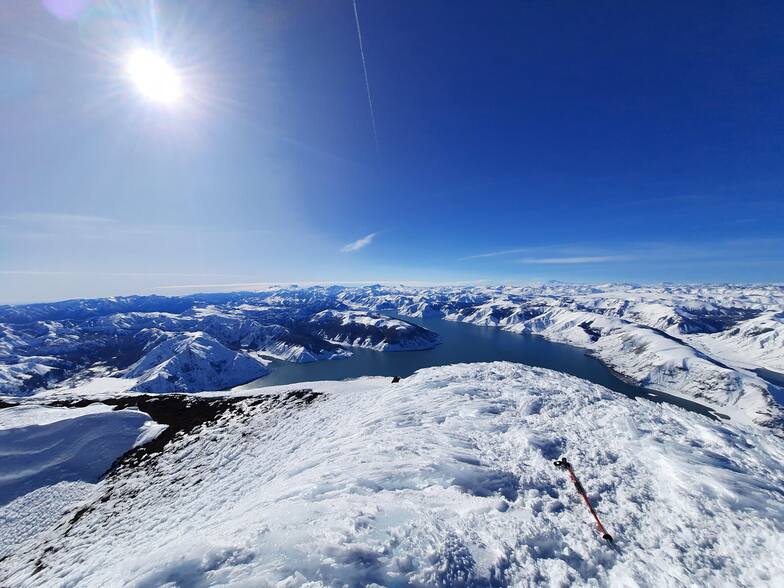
left=125, top=48, right=183, bottom=106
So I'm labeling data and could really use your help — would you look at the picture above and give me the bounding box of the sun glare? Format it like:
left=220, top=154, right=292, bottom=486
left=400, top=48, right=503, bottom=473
left=125, top=48, right=183, bottom=106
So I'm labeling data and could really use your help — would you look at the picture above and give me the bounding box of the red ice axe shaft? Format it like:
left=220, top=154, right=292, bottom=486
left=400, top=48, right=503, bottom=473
left=554, top=457, right=614, bottom=542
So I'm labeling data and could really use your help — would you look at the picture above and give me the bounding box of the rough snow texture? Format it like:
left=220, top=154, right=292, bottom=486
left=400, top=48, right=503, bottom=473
left=3, top=363, right=782, bottom=586
left=0, top=482, right=96, bottom=559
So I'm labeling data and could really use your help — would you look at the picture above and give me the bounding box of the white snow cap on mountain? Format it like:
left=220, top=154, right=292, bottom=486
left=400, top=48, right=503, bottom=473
left=124, top=332, right=269, bottom=393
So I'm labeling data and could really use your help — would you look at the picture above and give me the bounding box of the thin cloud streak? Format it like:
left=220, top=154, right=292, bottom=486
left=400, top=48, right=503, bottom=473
left=0, top=212, right=114, bottom=225
left=459, top=248, right=534, bottom=261
left=352, top=0, right=379, bottom=152
left=460, top=239, right=784, bottom=266
left=516, top=255, right=634, bottom=265
left=341, top=232, right=376, bottom=253
left=0, top=212, right=272, bottom=242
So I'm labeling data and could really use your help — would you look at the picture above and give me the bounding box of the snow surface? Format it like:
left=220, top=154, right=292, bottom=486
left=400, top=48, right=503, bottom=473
left=0, top=481, right=97, bottom=559
left=3, top=363, right=782, bottom=586
left=0, top=403, right=159, bottom=506
left=0, top=401, right=163, bottom=559
left=124, top=331, right=269, bottom=393
left=0, top=402, right=112, bottom=430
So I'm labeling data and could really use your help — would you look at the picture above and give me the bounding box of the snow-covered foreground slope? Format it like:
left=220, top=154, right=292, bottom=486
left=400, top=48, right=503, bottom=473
left=3, top=363, right=782, bottom=586
left=0, top=403, right=162, bottom=557
left=0, top=403, right=159, bottom=505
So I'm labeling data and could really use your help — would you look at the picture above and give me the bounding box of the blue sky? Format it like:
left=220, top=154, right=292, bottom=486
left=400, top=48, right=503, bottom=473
left=1, top=1, right=783, bottom=303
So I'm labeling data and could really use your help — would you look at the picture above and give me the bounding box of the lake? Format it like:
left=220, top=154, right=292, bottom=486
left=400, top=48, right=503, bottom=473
left=238, top=314, right=726, bottom=420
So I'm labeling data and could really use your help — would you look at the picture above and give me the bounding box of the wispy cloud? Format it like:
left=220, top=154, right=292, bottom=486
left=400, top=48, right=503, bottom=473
left=341, top=232, right=376, bottom=253
left=517, top=255, right=633, bottom=265
left=0, top=212, right=272, bottom=242
left=460, top=244, right=616, bottom=262
left=459, top=248, right=533, bottom=261
left=461, top=238, right=784, bottom=268
left=0, top=212, right=114, bottom=225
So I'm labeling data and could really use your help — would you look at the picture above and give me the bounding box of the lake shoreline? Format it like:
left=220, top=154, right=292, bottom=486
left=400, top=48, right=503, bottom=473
left=239, top=313, right=727, bottom=421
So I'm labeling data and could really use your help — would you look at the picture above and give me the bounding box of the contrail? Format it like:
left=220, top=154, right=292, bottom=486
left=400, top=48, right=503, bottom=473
left=352, top=0, right=379, bottom=153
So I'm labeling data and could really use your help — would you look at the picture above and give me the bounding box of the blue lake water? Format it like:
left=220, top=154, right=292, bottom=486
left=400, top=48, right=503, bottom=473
left=239, top=314, right=726, bottom=420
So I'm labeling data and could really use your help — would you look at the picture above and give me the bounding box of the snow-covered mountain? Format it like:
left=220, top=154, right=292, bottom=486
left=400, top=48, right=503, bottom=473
left=124, top=332, right=270, bottom=393
left=308, top=309, right=441, bottom=351
left=1, top=283, right=782, bottom=427
left=336, top=283, right=784, bottom=427
left=1, top=363, right=782, bottom=586
left=0, top=293, right=439, bottom=396
left=688, top=310, right=784, bottom=372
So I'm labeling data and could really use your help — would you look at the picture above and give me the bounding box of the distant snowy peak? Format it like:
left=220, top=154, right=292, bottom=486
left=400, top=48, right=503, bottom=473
left=689, top=311, right=784, bottom=373
left=2, top=284, right=783, bottom=427
left=399, top=301, right=445, bottom=318
left=335, top=285, right=784, bottom=427
left=124, top=332, right=268, bottom=393
left=308, top=310, right=441, bottom=351
left=0, top=359, right=65, bottom=396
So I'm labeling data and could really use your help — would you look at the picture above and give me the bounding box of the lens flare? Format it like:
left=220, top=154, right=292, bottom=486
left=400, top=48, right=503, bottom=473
left=125, top=48, right=182, bottom=105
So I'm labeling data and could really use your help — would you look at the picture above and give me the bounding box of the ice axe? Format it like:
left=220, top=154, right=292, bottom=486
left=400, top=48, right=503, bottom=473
left=554, top=456, right=614, bottom=542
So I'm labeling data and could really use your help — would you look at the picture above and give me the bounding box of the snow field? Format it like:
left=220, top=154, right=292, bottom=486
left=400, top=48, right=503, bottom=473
left=3, top=363, right=782, bottom=586
left=0, top=403, right=161, bottom=559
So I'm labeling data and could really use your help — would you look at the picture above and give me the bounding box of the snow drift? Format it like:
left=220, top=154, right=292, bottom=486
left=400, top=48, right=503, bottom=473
left=0, top=403, right=157, bottom=505
left=0, top=403, right=162, bottom=557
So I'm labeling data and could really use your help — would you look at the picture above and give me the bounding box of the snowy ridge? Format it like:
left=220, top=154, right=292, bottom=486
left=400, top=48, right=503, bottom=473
left=688, top=311, right=784, bottom=372
left=500, top=307, right=777, bottom=426
left=124, top=332, right=269, bottom=393
left=308, top=309, right=441, bottom=351
left=2, top=363, right=782, bottom=586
